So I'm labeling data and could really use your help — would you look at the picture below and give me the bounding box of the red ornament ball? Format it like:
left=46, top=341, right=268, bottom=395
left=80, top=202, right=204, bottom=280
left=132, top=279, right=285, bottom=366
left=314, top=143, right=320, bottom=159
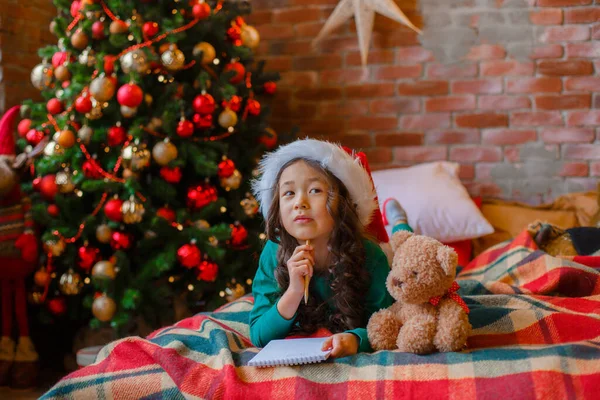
left=47, top=204, right=60, bottom=217
left=247, top=99, right=261, bottom=116
left=47, top=297, right=67, bottom=316
left=187, top=183, right=218, bottom=210
left=104, top=198, right=123, bottom=222
left=176, top=119, right=194, bottom=138
left=230, top=224, right=248, bottom=246
left=92, top=21, right=105, bottom=39
left=40, top=175, right=58, bottom=201
left=192, top=94, right=215, bottom=114
left=52, top=51, right=69, bottom=68
left=222, top=96, right=241, bottom=112
left=197, top=260, right=218, bottom=282
left=70, top=1, right=81, bottom=18
left=142, top=21, right=159, bottom=37
left=82, top=159, right=103, bottom=179
left=157, top=207, right=176, bottom=223
left=107, top=126, right=127, bottom=146
left=263, top=81, right=277, bottom=95
left=46, top=98, right=64, bottom=115
left=224, top=62, right=245, bottom=84
left=117, top=83, right=143, bottom=107
left=26, top=129, right=44, bottom=146
left=32, top=177, right=42, bottom=191
left=78, top=245, right=99, bottom=270
left=192, top=2, right=210, bottom=19
left=160, top=166, right=182, bottom=183
left=104, top=55, right=116, bottom=75
left=259, top=128, right=278, bottom=150
left=218, top=159, right=235, bottom=178
left=227, top=25, right=241, bottom=41
left=18, top=119, right=32, bottom=136
left=111, top=231, right=133, bottom=250
left=193, top=113, right=213, bottom=129
left=177, top=243, right=201, bottom=268
left=75, top=95, right=93, bottom=113
left=62, top=81, right=71, bottom=89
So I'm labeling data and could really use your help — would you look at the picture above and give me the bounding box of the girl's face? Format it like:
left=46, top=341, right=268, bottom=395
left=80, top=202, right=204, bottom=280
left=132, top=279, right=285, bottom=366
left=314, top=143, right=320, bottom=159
left=278, top=160, right=336, bottom=244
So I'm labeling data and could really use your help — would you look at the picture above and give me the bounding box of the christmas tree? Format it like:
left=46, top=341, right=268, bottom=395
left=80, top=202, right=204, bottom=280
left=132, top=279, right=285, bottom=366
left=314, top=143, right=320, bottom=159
left=17, top=0, right=283, bottom=333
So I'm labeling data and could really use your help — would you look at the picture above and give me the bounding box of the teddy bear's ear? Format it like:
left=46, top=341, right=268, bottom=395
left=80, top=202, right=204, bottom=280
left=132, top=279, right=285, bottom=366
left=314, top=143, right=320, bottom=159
left=437, top=245, right=458, bottom=276
left=390, top=230, right=413, bottom=252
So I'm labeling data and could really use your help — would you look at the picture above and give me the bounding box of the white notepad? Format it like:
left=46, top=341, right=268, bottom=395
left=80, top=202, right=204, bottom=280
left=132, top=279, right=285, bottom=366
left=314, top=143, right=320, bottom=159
left=248, top=338, right=332, bottom=367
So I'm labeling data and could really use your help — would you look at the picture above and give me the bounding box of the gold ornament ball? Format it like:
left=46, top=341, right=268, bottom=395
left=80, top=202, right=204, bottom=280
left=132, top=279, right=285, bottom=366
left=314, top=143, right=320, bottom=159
left=120, top=50, right=149, bottom=74
left=109, top=20, right=129, bottom=34
left=225, top=282, right=246, bottom=303
left=120, top=105, right=137, bottom=118
left=122, top=143, right=150, bottom=172
left=43, top=141, right=59, bottom=157
left=86, top=101, right=103, bottom=120
left=194, top=220, right=210, bottom=230
left=218, top=109, right=238, bottom=129
left=152, top=140, right=178, bottom=166
left=122, top=195, right=145, bottom=224
left=29, top=290, right=44, bottom=305
left=241, top=25, right=260, bottom=49
left=34, top=268, right=51, bottom=287
left=145, top=94, right=153, bottom=106
left=57, top=130, right=76, bottom=148
left=90, top=75, right=116, bottom=102
left=192, top=42, right=216, bottom=65
left=78, top=125, right=93, bottom=145
left=55, top=170, right=75, bottom=193
left=220, top=169, right=242, bottom=190
left=147, top=117, right=162, bottom=131
left=92, top=260, right=116, bottom=279
left=79, top=49, right=96, bottom=67
left=122, top=168, right=139, bottom=180
left=59, top=270, right=82, bottom=295
left=31, top=62, right=53, bottom=90
left=241, top=193, right=259, bottom=217
left=71, top=30, right=89, bottom=50
left=96, top=224, right=112, bottom=243
left=92, top=295, right=117, bottom=322
left=161, top=46, right=185, bottom=71
left=44, top=237, right=66, bottom=257
left=54, top=65, right=71, bottom=81
left=49, top=20, right=58, bottom=35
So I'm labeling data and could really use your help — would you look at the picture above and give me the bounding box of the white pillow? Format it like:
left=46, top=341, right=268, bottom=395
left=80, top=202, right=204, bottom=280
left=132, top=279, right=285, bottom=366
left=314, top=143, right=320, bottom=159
left=371, top=162, right=494, bottom=242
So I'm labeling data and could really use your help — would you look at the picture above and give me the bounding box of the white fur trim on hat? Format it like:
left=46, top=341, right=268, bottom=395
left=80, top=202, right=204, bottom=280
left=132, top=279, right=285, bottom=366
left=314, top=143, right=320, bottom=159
left=251, top=138, right=377, bottom=227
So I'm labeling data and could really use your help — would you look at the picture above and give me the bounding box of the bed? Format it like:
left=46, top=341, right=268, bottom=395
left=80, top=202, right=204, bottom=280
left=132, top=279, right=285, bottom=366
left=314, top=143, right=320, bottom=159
left=40, top=228, right=600, bottom=399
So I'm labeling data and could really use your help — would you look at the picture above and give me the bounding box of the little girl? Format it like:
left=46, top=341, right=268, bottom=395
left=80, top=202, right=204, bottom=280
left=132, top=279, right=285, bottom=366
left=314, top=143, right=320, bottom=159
left=249, top=138, right=396, bottom=358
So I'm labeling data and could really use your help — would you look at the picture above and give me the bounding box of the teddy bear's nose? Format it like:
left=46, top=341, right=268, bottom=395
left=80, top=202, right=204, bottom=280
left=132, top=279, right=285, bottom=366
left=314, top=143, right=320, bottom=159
left=392, top=278, right=403, bottom=287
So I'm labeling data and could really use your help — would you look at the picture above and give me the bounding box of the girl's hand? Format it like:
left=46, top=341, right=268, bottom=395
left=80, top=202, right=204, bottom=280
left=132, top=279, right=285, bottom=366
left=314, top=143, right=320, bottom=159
left=321, top=333, right=359, bottom=358
left=285, top=244, right=314, bottom=296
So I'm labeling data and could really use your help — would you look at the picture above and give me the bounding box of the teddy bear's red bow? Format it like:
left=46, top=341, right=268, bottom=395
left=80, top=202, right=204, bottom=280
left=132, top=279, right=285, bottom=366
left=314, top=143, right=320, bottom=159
left=429, top=281, right=470, bottom=314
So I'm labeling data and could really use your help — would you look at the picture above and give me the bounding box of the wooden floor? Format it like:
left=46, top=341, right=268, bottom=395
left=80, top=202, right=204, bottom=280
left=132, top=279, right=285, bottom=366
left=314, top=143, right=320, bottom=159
left=0, top=386, right=47, bottom=399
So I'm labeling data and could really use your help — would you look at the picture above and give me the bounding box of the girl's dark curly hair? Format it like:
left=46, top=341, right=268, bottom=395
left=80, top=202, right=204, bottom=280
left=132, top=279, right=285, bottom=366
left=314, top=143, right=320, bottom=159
left=265, top=158, right=371, bottom=335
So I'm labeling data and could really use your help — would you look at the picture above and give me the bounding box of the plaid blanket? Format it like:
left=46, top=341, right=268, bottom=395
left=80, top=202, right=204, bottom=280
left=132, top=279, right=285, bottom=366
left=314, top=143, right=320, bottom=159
left=42, top=230, right=600, bottom=399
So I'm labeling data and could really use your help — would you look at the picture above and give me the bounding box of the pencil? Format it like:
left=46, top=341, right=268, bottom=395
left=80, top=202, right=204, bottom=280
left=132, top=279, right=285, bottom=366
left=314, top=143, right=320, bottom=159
left=304, top=239, right=311, bottom=305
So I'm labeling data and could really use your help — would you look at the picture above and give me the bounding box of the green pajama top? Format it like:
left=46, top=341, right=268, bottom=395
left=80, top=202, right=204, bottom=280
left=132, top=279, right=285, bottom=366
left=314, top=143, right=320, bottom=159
left=249, top=239, right=394, bottom=353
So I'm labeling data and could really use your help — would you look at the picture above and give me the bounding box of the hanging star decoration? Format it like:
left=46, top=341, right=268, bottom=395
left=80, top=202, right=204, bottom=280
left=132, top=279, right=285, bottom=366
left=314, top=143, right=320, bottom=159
left=312, top=0, right=422, bottom=66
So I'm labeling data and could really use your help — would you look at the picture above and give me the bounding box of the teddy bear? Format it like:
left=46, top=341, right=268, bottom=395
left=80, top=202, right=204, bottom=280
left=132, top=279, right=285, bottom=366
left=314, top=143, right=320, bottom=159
left=367, top=230, right=471, bottom=354
left=0, top=105, right=40, bottom=389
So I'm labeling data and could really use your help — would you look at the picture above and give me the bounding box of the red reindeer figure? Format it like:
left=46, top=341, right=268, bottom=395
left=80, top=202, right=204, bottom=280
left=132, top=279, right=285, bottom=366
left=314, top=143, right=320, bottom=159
left=0, top=106, right=39, bottom=389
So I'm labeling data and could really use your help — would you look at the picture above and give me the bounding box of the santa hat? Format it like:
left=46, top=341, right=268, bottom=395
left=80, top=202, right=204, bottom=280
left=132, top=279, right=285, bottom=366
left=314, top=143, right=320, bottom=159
left=0, top=105, right=20, bottom=157
left=252, top=138, right=389, bottom=243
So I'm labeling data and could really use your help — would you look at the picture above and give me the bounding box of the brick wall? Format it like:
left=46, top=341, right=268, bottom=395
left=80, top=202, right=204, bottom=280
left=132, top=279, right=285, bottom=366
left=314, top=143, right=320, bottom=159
left=0, top=1, right=597, bottom=202
left=248, top=0, right=600, bottom=203
left=0, top=0, right=55, bottom=113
